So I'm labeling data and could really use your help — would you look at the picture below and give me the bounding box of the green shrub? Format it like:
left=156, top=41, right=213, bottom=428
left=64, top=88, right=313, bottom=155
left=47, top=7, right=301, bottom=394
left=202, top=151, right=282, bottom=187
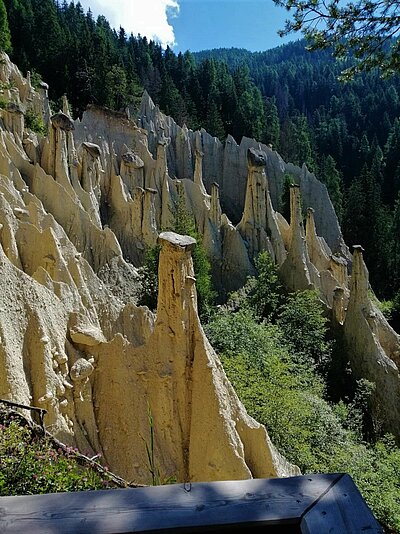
left=174, top=191, right=216, bottom=320
left=206, top=304, right=400, bottom=531
left=242, top=251, right=284, bottom=320
left=206, top=309, right=344, bottom=472
left=137, top=244, right=161, bottom=310
left=30, top=69, right=43, bottom=90
left=277, top=290, right=332, bottom=377
left=0, top=414, right=112, bottom=495
left=24, top=109, right=47, bottom=135
left=0, top=80, right=15, bottom=91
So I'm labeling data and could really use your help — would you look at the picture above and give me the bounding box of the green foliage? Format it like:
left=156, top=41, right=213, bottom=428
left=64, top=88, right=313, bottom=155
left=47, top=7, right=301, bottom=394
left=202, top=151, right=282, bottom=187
left=319, top=154, right=344, bottom=221
left=137, top=244, right=160, bottom=311
left=390, top=291, right=400, bottom=333
left=273, top=0, right=400, bottom=79
left=263, top=96, right=280, bottom=147
left=344, top=164, right=394, bottom=297
left=369, top=292, right=395, bottom=321
left=0, top=79, right=15, bottom=91
left=30, top=69, right=43, bottom=90
left=277, top=290, right=332, bottom=377
left=331, top=436, right=400, bottom=533
left=24, top=109, right=47, bottom=135
left=279, top=115, right=315, bottom=171
left=0, top=0, right=11, bottom=53
left=235, top=251, right=284, bottom=321
left=206, top=309, right=343, bottom=472
left=206, top=290, right=400, bottom=531
left=104, top=65, right=129, bottom=111
left=0, top=414, right=112, bottom=495
left=204, top=254, right=400, bottom=531
left=0, top=97, right=6, bottom=109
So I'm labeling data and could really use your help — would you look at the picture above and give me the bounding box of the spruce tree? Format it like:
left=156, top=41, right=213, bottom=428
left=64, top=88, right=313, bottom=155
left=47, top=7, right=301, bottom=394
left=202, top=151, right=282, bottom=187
left=320, top=155, right=343, bottom=221
left=0, top=0, right=11, bottom=53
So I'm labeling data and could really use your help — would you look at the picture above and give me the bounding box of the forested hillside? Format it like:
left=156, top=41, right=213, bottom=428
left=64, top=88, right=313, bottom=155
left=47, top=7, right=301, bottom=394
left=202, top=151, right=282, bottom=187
left=2, top=0, right=400, bottom=309
left=3, top=0, right=265, bottom=142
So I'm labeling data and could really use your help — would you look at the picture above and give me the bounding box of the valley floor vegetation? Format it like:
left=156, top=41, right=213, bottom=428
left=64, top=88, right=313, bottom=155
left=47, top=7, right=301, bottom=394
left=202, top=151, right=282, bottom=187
left=204, top=253, right=400, bottom=534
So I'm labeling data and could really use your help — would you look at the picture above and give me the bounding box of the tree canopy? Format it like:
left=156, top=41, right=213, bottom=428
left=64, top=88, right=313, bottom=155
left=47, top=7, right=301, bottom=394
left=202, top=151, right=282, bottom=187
left=273, top=0, right=400, bottom=79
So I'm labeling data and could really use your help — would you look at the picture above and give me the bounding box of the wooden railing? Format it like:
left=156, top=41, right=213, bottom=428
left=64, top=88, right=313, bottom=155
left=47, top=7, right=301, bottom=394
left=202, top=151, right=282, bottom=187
left=0, top=473, right=383, bottom=533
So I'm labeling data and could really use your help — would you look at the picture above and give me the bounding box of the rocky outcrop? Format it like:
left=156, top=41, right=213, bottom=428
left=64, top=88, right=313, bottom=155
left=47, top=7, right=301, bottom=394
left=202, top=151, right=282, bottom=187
left=279, top=185, right=317, bottom=292
left=343, top=246, right=400, bottom=438
left=237, top=148, right=286, bottom=265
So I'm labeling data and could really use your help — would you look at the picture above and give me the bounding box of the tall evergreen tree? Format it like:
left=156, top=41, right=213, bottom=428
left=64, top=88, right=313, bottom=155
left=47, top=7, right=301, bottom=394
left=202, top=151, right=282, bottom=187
left=263, top=96, right=280, bottom=148
left=0, top=0, right=11, bottom=53
left=319, top=155, right=343, bottom=221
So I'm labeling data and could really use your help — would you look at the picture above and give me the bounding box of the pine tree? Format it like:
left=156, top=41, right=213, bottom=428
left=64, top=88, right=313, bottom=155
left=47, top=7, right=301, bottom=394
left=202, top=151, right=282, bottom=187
left=344, top=165, right=393, bottom=296
left=384, top=118, right=400, bottom=205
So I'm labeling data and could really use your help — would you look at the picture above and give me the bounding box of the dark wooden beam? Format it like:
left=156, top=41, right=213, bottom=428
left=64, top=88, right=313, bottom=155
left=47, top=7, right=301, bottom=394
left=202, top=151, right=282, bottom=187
left=0, top=474, right=383, bottom=533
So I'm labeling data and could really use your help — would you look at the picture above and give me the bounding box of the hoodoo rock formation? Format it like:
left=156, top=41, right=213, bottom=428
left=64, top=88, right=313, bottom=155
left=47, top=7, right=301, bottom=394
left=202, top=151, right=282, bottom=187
left=0, top=52, right=399, bottom=484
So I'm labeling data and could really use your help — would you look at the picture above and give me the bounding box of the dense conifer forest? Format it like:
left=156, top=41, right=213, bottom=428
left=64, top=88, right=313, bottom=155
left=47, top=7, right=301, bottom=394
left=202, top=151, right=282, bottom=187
left=2, top=1, right=400, bottom=316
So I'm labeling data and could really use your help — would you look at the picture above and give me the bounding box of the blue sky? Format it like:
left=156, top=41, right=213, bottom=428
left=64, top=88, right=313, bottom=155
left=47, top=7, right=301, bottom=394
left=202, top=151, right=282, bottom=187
left=173, top=1, right=292, bottom=52
left=78, top=0, right=293, bottom=52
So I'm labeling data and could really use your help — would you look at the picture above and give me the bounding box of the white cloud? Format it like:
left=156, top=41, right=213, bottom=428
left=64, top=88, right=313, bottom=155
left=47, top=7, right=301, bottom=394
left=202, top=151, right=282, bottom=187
left=79, top=0, right=180, bottom=47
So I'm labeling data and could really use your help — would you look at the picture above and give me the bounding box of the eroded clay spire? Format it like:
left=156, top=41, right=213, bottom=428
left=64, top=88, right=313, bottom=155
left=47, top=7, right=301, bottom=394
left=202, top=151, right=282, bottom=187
left=344, top=245, right=400, bottom=439
left=237, top=148, right=273, bottom=259
left=279, top=185, right=314, bottom=291
left=210, top=182, right=222, bottom=226
left=194, top=149, right=207, bottom=196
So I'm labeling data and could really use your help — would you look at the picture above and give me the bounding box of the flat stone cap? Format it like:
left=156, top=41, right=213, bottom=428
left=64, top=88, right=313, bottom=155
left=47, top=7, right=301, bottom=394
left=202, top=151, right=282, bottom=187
left=247, top=147, right=266, bottom=167
left=159, top=231, right=196, bottom=250
left=122, top=151, right=144, bottom=168
left=82, top=142, right=101, bottom=158
left=353, top=244, right=365, bottom=252
left=333, top=286, right=345, bottom=295
left=51, top=112, right=74, bottom=131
